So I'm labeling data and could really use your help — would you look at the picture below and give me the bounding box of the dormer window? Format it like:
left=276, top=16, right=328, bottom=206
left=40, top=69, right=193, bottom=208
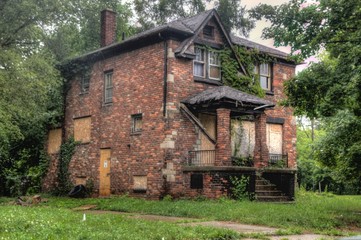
left=193, top=46, right=221, bottom=81
left=203, top=25, right=214, bottom=39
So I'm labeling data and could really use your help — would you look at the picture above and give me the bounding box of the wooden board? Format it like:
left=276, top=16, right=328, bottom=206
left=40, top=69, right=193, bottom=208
left=47, top=128, right=62, bottom=154
left=99, top=149, right=111, bottom=196
left=74, top=117, right=91, bottom=143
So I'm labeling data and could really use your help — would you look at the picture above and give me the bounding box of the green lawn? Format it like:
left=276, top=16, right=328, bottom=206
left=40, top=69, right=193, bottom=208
left=1, top=191, right=360, bottom=239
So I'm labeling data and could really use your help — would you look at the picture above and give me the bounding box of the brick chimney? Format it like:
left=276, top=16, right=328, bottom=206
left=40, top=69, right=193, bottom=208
left=100, top=9, right=116, bottom=47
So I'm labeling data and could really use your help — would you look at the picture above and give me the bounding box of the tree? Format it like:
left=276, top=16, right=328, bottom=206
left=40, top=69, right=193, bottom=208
left=250, top=0, right=361, bottom=192
left=134, top=0, right=254, bottom=36
left=0, top=0, right=134, bottom=195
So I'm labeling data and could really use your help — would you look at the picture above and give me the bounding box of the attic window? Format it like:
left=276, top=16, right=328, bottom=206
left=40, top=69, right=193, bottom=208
left=203, top=25, right=214, bottom=39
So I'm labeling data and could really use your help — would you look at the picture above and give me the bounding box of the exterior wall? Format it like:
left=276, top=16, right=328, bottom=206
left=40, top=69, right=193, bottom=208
left=266, top=62, right=297, bottom=168
left=62, top=42, right=167, bottom=198
left=43, top=16, right=296, bottom=199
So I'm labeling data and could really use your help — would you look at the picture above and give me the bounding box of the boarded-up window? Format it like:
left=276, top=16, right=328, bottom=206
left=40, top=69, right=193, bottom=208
left=74, top=117, right=91, bottom=143
left=133, top=176, right=147, bottom=191
left=190, top=174, right=203, bottom=189
left=231, top=120, right=255, bottom=158
left=47, top=128, right=62, bottom=154
left=267, top=123, right=283, bottom=154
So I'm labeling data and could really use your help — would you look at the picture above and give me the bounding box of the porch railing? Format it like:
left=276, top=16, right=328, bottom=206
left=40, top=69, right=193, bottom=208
left=188, top=150, right=216, bottom=166
left=268, top=154, right=288, bottom=168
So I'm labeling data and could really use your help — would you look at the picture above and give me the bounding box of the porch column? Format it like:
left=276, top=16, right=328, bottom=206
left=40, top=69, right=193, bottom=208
left=216, top=108, right=232, bottom=166
left=254, top=113, right=269, bottom=167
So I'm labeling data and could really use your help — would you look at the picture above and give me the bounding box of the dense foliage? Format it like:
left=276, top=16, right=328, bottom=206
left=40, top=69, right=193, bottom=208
left=134, top=0, right=254, bottom=36
left=220, top=46, right=276, bottom=97
left=0, top=0, right=134, bottom=196
left=251, top=0, right=361, bottom=192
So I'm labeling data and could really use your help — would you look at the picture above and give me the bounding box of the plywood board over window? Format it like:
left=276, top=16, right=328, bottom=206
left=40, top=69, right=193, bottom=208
left=267, top=123, right=283, bottom=155
left=133, top=176, right=147, bottom=190
left=74, top=117, right=91, bottom=143
left=47, top=128, right=62, bottom=154
left=231, top=120, right=255, bottom=158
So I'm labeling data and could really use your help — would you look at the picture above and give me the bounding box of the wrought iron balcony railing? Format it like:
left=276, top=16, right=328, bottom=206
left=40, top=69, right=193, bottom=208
left=268, top=153, right=288, bottom=168
left=188, top=150, right=216, bottom=166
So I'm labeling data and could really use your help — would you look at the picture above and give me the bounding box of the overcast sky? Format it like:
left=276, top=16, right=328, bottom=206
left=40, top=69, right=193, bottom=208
left=242, top=0, right=290, bottom=53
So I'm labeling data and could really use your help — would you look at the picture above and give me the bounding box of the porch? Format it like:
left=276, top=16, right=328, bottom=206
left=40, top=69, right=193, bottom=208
left=180, top=86, right=296, bottom=201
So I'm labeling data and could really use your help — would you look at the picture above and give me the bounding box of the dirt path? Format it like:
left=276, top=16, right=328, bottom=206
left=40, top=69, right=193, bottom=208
left=75, top=206, right=332, bottom=239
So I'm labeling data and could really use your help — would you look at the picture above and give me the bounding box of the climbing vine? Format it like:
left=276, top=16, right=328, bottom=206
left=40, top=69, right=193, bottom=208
left=220, top=46, right=276, bottom=97
left=55, top=137, right=78, bottom=196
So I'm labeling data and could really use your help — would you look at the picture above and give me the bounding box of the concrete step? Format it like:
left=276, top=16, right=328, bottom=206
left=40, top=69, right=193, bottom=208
left=255, top=195, right=290, bottom=202
left=255, top=184, right=278, bottom=191
left=255, top=190, right=284, bottom=196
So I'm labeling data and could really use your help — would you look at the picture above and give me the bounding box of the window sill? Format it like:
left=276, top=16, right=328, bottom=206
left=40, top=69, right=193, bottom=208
left=265, top=91, right=274, bottom=96
left=194, top=77, right=222, bottom=86
left=102, top=102, right=113, bottom=107
left=130, top=131, right=142, bottom=136
left=79, top=91, right=89, bottom=96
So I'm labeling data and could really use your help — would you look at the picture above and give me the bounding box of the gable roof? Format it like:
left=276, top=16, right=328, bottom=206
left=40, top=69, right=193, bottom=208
left=69, top=9, right=292, bottom=64
left=231, top=35, right=289, bottom=60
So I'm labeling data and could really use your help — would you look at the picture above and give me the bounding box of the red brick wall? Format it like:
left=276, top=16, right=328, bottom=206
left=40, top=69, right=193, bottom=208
left=264, top=62, right=297, bottom=168
left=101, top=9, right=116, bottom=47
left=61, top=42, right=167, bottom=198
left=44, top=19, right=296, bottom=198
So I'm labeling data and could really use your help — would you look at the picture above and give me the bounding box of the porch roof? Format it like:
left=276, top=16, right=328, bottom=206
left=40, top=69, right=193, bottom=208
left=182, top=86, right=275, bottom=115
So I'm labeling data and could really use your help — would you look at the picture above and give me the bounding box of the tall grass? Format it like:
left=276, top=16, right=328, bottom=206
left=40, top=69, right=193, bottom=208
left=1, top=190, right=361, bottom=235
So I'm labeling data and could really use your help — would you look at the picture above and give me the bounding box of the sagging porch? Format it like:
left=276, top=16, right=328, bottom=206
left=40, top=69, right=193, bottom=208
left=180, top=86, right=296, bottom=201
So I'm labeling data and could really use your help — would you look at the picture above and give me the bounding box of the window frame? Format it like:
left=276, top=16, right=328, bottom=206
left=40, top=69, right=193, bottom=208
left=208, top=50, right=221, bottom=80
left=254, top=63, right=272, bottom=91
left=131, top=113, right=143, bottom=133
left=81, top=70, right=91, bottom=93
left=193, top=47, right=205, bottom=78
left=104, top=71, right=113, bottom=104
left=193, top=46, right=221, bottom=81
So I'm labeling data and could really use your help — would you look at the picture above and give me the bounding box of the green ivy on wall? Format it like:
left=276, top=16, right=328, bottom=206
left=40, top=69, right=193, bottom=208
left=220, top=46, right=276, bottom=97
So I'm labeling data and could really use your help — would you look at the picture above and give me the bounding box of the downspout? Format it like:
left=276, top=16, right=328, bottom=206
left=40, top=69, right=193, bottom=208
left=160, top=33, right=168, bottom=117
left=159, top=33, right=168, bottom=198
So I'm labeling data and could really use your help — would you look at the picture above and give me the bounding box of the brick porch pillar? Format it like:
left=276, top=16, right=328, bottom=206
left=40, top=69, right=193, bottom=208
left=253, top=113, right=269, bottom=168
left=216, top=108, right=232, bottom=166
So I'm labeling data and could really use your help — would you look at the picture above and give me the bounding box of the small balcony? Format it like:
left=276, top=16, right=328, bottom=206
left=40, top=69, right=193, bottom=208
left=188, top=150, right=216, bottom=166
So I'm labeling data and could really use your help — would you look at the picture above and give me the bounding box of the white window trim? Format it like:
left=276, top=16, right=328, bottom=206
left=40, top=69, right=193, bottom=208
left=193, top=46, right=221, bottom=81
left=255, top=63, right=272, bottom=91
left=208, top=50, right=221, bottom=81
left=193, top=47, right=205, bottom=78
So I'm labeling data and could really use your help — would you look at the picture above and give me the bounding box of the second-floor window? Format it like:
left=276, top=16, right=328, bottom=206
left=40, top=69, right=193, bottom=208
left=254, top=63, right=272, bottom=91
left=104, top=71, right=113, bottom=103
left=81, top=70, right=90, bottom=93
left=193, top=46, right=221, bottom=81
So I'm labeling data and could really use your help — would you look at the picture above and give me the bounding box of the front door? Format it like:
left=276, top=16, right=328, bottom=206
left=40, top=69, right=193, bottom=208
left=99, top=149, right=111, bottom=196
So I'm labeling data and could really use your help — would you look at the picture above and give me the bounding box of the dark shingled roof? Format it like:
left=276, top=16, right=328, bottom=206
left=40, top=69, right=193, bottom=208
left=182, top=86, right=275, bottom=107
left=71, top=9, right=291, bottom=62
left=231, top=34, right=289, bottom=60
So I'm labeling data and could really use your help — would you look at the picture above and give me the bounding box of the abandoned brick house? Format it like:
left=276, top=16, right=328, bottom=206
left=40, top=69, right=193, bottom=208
left=43, top=9, right=297, bottom=201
